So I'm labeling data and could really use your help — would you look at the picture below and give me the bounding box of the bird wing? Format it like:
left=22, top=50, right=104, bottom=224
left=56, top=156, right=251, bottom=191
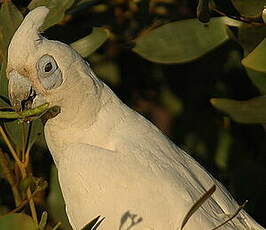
left=56, top=142, right=244, bottom=230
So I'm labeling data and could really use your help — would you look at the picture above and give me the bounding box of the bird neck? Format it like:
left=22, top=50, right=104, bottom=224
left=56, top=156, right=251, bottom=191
left=43, top=81, right=120, bottom=165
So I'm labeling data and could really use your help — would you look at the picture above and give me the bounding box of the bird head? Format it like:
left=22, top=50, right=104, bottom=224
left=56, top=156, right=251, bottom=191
left=7, top=6, right=101, bottom=114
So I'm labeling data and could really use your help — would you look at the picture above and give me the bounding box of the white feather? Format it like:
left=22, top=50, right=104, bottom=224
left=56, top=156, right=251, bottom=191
left=7, top=7, right=265, bottom=230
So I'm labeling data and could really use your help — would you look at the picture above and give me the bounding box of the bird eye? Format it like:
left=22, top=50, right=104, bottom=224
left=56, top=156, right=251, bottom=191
left=44, top=62, right=53, bottom=72
left=36, top=55, right=63, bottom=90
left=37, top=55, right=57, bottom=76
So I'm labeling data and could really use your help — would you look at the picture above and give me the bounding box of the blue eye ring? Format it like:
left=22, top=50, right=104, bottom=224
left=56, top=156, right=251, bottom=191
left=37, top=55, right=58, bottom=77
left=36, top=54, right=63, bottom=90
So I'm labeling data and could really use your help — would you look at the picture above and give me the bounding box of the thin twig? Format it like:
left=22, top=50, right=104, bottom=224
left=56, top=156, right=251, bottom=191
left=21, top=123, right=28, bottom=163
left=26, top=187, right=38, bottom=225
left=212, top=8, right=265, bottom=25
left=22, top=148, right=30, bottom=169
left=180, top=185, right=216, bottom=230
left=0, top=126, right=22, bottom=166
left=211, top=200, right=248, bottom=230
left=5, top=187, right=41, bottom=215
left=0, top=126, right=38, bottom=225
left=52, top=222, right=62, bottom=230
left=0, top=103, right=49, bottom=119
left=0, top=149, right=21, bottom=206
left=197, top=0, right=210, bottom=23
left=20, top=167, right=38, bottom=226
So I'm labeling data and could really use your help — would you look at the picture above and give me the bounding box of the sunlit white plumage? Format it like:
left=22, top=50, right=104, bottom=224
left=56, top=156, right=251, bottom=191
left=7, top=7, right=265, bottom=230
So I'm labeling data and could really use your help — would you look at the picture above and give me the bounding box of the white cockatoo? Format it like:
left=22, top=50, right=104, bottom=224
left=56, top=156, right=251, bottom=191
left=6, top=7, right=265, bottom=230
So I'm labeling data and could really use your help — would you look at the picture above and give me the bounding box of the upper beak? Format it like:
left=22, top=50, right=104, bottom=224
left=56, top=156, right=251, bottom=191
left=8, top=70, right=33, bottom=111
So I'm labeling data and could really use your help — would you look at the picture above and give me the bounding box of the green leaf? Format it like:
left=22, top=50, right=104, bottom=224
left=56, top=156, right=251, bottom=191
left=0, top=1, right=23, bottom=60
left=238, top=24, right=266, bottom=56
left=242, top=38, right=266, bottom=73
left=38, top=211, right=48, bottom=230
left=133, top=17, right=230, bottom=64
left=0, top=96, right=10, bottom=108
left=0, top=213, right=36, bottom=230
left=222, top=17, right=242, bottom=27
left=245, top=69, right=266, bottom=95
left=231, top=0, right=265, bottom=16
left=1, top=105, right=47, bottom=151
left=241, top=39, right=266, bottom=94
left=263, top=8, right=266, bottom=24
left=0, top=60, right=8, bottom=98
left=0, top=103, right=49, bottom=119
left=51, top=222, right=61, bottom=230
left=28, top=0, right=75, bottom=30
left=211, top=96, right=266, bottom=124
left=70, top=28, right=109, bottom=57
left=4, top=121, right=28, bottom=152
left=27, top=119, right=43, bottom=152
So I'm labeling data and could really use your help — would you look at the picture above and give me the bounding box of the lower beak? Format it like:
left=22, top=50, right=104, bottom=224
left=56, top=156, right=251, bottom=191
left=8, top=70, right=33, bottom=111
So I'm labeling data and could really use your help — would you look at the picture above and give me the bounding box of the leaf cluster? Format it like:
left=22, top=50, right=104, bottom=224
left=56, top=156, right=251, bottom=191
left=0, top=0, right=265, bottom=229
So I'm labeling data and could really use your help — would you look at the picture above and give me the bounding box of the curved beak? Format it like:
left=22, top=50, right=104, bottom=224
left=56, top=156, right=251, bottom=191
left=8, top=70, right=33, bottom=111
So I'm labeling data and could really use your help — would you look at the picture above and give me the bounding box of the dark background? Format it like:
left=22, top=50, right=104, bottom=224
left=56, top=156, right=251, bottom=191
left=1, top=0, right=266, bottom=228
